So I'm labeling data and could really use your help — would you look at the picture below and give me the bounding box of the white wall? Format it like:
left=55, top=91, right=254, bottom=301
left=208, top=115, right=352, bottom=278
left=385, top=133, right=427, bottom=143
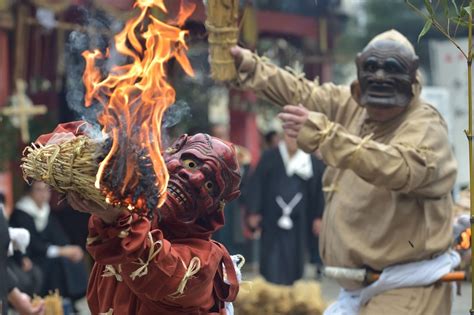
left=429, top=38, right=471, bottom=189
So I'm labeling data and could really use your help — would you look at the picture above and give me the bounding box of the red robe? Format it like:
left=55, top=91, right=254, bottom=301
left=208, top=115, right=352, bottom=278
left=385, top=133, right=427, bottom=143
left=36, top=122, right=239, bottom=314
left=86, top=213, right=238, bottom=315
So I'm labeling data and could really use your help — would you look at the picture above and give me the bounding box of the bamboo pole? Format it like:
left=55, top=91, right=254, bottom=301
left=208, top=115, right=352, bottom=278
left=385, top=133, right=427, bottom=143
left=468, top=1, right=474, bottom=314
left=404, top=2, right=474, bottom=312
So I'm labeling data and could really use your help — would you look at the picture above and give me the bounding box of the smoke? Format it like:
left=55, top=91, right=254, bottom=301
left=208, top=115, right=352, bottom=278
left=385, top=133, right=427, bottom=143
left=162, top=100, right=192, bottom=129
left=65, top=31, right=92, bottom=121
left=65, top=7, right=192, bottom=145
left=64, top=8, right=120, bottom=127
left=161, top=100, right=192, bottom=147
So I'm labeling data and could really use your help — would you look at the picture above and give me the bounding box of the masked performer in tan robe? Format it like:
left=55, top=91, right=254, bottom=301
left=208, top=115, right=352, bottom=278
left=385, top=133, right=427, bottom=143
left=230, top=30, right=458, bottom=314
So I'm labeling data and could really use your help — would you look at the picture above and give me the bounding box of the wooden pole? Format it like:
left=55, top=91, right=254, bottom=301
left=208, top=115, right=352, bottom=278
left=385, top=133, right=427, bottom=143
left=368, top=271, right=467, bottom=283
left=13, top=4, right=29, bottom=83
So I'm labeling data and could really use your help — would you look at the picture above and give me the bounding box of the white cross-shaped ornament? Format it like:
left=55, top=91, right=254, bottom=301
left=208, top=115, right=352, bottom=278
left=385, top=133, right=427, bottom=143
left=1, top=79, right=47, bottom=143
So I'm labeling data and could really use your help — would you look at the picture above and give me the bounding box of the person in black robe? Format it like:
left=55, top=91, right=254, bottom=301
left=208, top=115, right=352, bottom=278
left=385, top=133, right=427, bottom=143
left=306, top=151, right=326, bottom=277
left=1, top=193, right=44, bottom=315
left=8, top=181, right=88, bottom=301
left=0, top=193, right=11, bottom=314
left=245, top=134, right=324, bottom=285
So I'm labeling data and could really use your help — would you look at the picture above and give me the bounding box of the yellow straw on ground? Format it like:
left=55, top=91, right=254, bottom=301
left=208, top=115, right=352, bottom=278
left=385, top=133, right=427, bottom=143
left=234, top=277, right=327, bottom=315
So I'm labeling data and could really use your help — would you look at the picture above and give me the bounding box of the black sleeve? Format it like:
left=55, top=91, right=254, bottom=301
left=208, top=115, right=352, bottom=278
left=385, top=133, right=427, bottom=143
left=0, top=212, right=10, bottom=298
left=9, top=210, right=50, bottom=257
left=243, top=150, right=273, bottom=215
left=0, top=211, right=9, bottom=253
left=43, top=214, right=70, bottom=247
left=6, top=266, right=18, bottom=293
left=237, top=164, right=251, bottom=208
left=309, top=158, right=326, bottom=219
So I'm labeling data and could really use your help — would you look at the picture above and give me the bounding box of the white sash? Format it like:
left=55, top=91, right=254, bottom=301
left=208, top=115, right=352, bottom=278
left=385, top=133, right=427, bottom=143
left=276, top=193, right=303, bottom=230
left=324, top=250, right=461, bottom=315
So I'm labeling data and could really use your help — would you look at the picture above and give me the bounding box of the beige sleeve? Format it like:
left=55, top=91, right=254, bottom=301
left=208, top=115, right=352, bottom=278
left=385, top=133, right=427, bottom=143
left=232, top=50, right=349, bottom=121
left=297, top=112, right=457, bottom=197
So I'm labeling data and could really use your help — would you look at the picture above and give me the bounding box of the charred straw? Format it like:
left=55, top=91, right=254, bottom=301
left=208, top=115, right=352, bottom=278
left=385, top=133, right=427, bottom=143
left=21, top=135, right=162, bottom=216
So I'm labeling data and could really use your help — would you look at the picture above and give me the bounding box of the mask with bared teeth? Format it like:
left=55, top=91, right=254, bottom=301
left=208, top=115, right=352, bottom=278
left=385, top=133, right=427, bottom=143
left=159, top=133, right=241, bottom=233
left=355, top=39, right=419, bottom=108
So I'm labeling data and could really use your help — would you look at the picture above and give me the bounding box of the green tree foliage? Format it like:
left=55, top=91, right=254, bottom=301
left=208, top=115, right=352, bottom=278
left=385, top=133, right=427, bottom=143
left=335, top=0, right=468, bottom=76
left=406, top=1, right=474, bottom=310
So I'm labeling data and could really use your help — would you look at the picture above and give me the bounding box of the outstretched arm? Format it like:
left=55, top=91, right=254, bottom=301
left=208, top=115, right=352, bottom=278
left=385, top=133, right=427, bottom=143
left=279, top=106, right=457, bottom=196
left=230, top=46, right=351, bottom=122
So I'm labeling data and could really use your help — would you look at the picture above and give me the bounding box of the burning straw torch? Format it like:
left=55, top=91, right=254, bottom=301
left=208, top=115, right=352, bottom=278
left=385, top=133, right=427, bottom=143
left=21, top=0, right=195, bottom=215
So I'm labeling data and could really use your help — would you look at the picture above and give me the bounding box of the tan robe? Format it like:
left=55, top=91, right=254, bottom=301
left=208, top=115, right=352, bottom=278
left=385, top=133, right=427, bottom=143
left=234, top=50, right=457, bottom=314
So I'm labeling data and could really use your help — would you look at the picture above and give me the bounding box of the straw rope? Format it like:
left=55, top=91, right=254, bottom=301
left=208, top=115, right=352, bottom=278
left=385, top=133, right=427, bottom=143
left=348, top=133, right=374, bottom=169
left=168, top=257, right=201, bottom=298
left=86, top=235, right=101, bottom=246
left=235, top=254, right=246, bottom=269
left=129, top=232, right=163, bottom=280
left=99, top=308, right=114, bottom=315
left=102, top=264, right=123, bottom=282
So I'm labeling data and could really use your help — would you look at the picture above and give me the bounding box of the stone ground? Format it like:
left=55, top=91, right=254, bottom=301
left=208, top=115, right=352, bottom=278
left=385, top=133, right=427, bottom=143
left=71, top=263, right=474, bottom=315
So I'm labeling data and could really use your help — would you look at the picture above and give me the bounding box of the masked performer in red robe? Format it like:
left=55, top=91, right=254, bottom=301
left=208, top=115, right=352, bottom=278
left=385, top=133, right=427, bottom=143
left=37, top=124, right=242, bottom=315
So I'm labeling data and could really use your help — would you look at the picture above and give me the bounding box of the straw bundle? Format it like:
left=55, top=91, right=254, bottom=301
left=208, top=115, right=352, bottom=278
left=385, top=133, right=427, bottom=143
left=234, top=277, right=327, bottom=315
left=21, top=135, right=107, bottom=208
left=32, top=290, right=64, bottom=315
left=206, top=0, right=240, bottom=81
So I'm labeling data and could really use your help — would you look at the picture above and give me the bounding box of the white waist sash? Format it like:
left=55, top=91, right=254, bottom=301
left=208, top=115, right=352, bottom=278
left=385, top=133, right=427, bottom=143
left=324, top=250, right=461, bottom=315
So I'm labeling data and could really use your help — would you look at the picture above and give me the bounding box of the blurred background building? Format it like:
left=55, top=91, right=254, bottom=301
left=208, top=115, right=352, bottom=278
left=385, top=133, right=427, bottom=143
left=0, top=0, right=347, bottom=211
left=0, top=0, right=470, bottom=210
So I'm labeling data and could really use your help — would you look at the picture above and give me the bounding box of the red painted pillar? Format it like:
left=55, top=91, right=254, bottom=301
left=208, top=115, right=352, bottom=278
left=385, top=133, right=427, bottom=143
left=0, top=32, right=8, bottom=104
left=321, top=60, right=332, bottom=83
left=229, top=90, right=260, bottom=168
left=0, top=30, right=13, bottom=216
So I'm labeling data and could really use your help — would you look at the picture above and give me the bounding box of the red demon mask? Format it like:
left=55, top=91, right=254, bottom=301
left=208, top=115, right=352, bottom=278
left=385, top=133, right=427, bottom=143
left=158, top=133, right=241, bottom=237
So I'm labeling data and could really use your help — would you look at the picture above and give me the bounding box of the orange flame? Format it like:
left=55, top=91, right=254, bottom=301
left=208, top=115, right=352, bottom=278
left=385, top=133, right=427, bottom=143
left=82, top=0, right=195, bottom=212
left=456, top=228, right=471, bottom=250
